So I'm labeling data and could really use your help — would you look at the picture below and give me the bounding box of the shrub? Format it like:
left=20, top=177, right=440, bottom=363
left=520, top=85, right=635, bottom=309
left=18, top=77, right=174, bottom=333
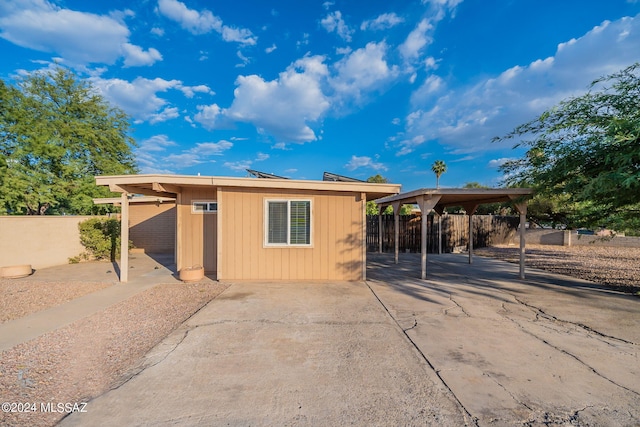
left=78, top=218, right=121, bottom=261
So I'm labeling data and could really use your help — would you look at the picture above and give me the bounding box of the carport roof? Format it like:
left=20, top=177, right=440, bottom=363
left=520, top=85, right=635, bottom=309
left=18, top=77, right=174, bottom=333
left=375, top=187, right=533, bottom=209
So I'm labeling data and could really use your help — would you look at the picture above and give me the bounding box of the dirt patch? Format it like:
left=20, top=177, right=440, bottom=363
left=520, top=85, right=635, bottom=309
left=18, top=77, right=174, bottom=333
left=0, top=281, right=113, bottom=324
left=475, top=244, right=640, bottom=294
left=0, top=281, right=229, bottom=427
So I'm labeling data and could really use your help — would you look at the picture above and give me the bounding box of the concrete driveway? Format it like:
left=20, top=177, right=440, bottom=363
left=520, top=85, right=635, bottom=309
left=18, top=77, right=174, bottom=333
left=367, top=253, right=640, bottom=426
left=60, top=280, right=468, bottom=426
left=60, top=254, right=639, bottom=426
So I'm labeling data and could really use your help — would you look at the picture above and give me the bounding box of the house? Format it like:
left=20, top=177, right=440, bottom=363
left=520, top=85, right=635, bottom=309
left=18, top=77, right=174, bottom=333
left=95, top=174, right=401, bottom=282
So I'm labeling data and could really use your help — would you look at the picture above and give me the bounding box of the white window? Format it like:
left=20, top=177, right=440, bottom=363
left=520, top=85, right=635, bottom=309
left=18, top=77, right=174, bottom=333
left=265, top=200, right=311, bottom=246
left=192, top=201, right=218, bottom=213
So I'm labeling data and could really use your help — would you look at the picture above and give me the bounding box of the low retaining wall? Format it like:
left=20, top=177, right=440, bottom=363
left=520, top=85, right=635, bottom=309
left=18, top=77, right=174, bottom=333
left=0, top=216, right=99, bottom=270
left=513, top=229, right=640, bottom=248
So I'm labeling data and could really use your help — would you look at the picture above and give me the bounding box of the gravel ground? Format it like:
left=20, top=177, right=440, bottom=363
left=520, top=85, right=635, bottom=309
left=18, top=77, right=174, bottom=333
left=475, top=244, right=640, bottom=294
left=0, top=281, right=113, bottom=324
left=0, top=281, right=229, bottom=427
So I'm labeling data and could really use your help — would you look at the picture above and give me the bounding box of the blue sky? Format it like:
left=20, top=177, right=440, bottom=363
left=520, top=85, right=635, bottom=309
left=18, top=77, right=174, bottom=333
left=1, top=0, right=640, bottom=191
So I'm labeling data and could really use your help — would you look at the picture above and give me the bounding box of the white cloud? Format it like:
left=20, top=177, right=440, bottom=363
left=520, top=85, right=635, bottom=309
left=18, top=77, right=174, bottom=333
left=410, top=74, right=445, bottom=105
left=191, top=140, right=233, bottom=155
left=121, top=43, right=162, bottom=67
left=224, top=55, right=330, bottom=142
left=265, top=44, right=277, bottom=54
left=396, top=135, right=426, bottom=156
left=224, top=160, right=252, bottom=171
left=157, top=0, right=256, bottom=44
left=91, top=76, right=183, bottom=123
left=360, top=13, right=404, bottom=31
left=331, top=41, right=398, bottom=105
left=138, top=134, right=178, bottom=152
left=135, top=135, right=233, bottom=172
left=150, top=27, right=164, bottom=36
left=488, top=158, right=515, bottom=168
left=256, top=152, right=270, bottom=161
left=322, top=2, right=335, bottom=11
left=296, top=33, right=310, bottom=48
left=236, top=50, right=250, bottom=67
left=399, top=18, right=433, bottom=62
left=179, top=84, right=213, bottom=98
left=164, top=152, right=204, bottom=168
left=149, top=107, right=179, bottom=124
left=400, top=14, right=640, bottom=156
left=136, top=134, right=178, bottom=173
left=0, top=1, right=161, bottom=67
left=194, top=104, right=222, bottom=130
left=345, top=155, right=387, bottom=171
left=320, top=11, right=354, bottom=42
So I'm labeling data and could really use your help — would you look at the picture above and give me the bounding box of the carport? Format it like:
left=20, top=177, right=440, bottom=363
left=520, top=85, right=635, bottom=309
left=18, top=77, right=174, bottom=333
left=374, top=188, right=533, bottom=280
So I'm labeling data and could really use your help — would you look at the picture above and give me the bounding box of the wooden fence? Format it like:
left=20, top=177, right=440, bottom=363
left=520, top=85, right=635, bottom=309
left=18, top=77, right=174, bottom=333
left=366, top=214, right=520, bottom=253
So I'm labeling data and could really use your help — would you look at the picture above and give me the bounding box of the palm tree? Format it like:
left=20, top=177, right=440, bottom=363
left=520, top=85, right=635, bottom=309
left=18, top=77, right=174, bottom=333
left=431, top=160, right=447, bottom=188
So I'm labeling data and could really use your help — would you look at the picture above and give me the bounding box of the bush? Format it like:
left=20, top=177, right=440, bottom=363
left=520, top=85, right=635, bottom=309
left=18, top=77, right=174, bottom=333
left=78, top=218, right=121, bottom=261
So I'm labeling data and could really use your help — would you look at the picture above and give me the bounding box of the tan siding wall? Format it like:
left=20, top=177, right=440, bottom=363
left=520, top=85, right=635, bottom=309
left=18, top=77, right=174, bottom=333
left=219, top=187, right=364, bottom=281
left=177, top=187, right=217, bottom=273
left=129, top=202, right=175, bottom=254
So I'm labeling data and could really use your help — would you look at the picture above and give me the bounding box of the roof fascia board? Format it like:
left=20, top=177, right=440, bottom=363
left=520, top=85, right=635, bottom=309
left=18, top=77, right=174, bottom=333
left=96, top=174, right=400, bottom=197
left=375, top=188, right=533, bottom=205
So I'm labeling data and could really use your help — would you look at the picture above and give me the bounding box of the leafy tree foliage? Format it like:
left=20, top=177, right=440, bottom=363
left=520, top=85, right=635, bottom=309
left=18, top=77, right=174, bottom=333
left=496, top=63, right=640, bottom=232
left=365, top=174, right=412, bottom=215
left=0, top=67, right=137, bottom=215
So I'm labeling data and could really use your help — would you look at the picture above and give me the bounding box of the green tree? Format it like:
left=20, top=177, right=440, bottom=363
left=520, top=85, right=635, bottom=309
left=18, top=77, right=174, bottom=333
left=0, top=67, right=137, bottom=215
left=366, top=174, right=412, bottom=215
left=495, top=63, right=640, bottom=232
left=431, top=160, right=447, bottom=188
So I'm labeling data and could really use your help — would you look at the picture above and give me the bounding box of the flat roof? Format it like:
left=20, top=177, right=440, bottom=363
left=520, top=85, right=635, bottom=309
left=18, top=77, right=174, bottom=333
left=375, top=188, right=533, bottom=209
left=96, top=174, right=401, bottom=200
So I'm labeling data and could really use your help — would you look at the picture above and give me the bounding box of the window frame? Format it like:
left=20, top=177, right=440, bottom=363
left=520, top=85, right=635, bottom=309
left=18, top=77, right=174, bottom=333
left=192, top=200, right=218, bottom=214
left=264, top=199, right=313, bottom=247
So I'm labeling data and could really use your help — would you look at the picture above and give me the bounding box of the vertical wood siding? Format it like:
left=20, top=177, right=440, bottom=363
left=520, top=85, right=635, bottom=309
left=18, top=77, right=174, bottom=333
left=177, top=187, right=217, bottom=273
left=219, top=187, right=364, bottom=281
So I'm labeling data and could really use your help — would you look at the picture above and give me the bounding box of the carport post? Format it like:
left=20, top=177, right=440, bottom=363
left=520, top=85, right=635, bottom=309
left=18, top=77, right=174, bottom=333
left=512, top=200, right=528, bottom=279
left=434, top=206, right=445, bottom=255
left=392, top=202, right=401, bottom=264
left=378, top=208, right=383, bottom=254
left=462, top=204, right=478, bottom=265
left=417, top=195, right=441, bottom=280
left=120, top=191, right=130, bottom=283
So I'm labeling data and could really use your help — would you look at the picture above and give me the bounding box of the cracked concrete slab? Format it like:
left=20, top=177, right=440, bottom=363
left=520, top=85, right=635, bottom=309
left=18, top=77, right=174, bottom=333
left=367, top=253, right=640, bottom=426
left=60, top=281, right=469, bottom=426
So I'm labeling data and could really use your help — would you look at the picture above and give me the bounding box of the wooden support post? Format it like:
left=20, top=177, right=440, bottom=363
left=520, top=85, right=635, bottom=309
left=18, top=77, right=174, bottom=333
left=508, top=196, right=529, bottom=279
left=462, top=204, right=478, bottom=265
left=378, top=208, right=383, bottom=254
left=361, top=193, right=367, bottom=281
left=417, top=195, right=441, bottom=280
left=513, top=201, right=528, bottom=279
left=434, top=206, right=445, bottom=255
left=392, top=202, right=401, bottom=264
left=120, top=192, right=130, bottom=283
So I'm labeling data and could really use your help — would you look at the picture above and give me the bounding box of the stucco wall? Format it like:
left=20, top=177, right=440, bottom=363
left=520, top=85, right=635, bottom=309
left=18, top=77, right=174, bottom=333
left=0, top=216, right=98, bottom=269
left=509, top=228, right=640, bottom=248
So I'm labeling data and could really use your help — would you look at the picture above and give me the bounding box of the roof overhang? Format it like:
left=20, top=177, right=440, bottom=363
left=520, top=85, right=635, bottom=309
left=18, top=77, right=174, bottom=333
left=375, top=188, right=534, bottom=212
left=96, top=174, right=401, bottom=201
left=93, top=195, right=176, bottom=206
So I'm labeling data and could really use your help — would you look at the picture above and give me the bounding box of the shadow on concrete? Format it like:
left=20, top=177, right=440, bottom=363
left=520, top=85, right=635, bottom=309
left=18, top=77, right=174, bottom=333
left=366, top=252, right=636, bottom=305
